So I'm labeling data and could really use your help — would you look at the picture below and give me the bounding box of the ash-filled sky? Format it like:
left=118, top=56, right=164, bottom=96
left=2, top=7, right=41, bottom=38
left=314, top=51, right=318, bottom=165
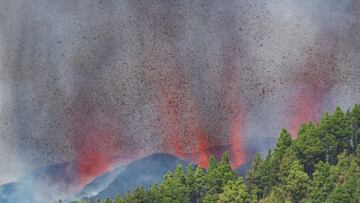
left=0, top=0, right=360, bottom=184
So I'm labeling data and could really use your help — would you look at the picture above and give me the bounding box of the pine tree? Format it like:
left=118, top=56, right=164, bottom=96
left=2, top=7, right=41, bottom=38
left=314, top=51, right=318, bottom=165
left=305, top=161, right=335, bottom=202
left=259, top=186, right=288, bottom=203
left=203, top=155, right=220, bottom=192
left=293, top=123, right=325, bottom=175
left=144, top=184, right=161, bottom=203
left=284, top=160, right=309, bottom=202
left=246, top=153, right=263, bottom=200
left=132, top=186, right=146, bottom=203
left=279, top=148, right=297, bottom=184
left=202, top=155, right=221, bottom=202
left=203, top=188, right=219, bottom=203
left=207, top=155, right=218, bottom=173
left=350, top=104, right=360, bottom=152
left=319, top=108, right=352, bottom=164
left=123, top=193, right=132, bottom=203
left=246, top=152, right=273, bottom=200
left=194, top=165, right=205, bottom=201
left=175, top=164, right=186, bottom=184
left=217, top=177, right=250, bottom=203
left=269, top=129, right=292, bottom=186
left=160, top=165, right=190, bottom=203
left=273, top=129, right=292, bottom=158
left=185, top=164, right=198, bottom=202
left=327, top=159, right=360, bottom=202
left=218, top=152, right=237, bottom=185
left=114, top=194, right=124, bottom=203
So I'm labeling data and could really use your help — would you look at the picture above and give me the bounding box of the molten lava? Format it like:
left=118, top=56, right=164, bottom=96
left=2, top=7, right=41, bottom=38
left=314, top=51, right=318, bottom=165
left=229, top=107, right=246, bottom=168
left=153, top=68, right=214, bottom=167
left=72, top=118, right=119, bottom=186
left=150, top=61, right=248, bottom=169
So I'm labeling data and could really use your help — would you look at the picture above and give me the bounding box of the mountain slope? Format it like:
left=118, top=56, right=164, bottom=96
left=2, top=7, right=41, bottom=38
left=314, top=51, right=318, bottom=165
left=90, top=153, right=189, bottom=200
left=76, top=166, right=124, bottom=199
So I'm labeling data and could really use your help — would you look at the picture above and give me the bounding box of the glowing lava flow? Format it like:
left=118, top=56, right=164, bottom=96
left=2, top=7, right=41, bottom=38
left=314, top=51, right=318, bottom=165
left=153, top=68, right=214, bottom=168
left=229, top=105, right=246, bottom=168
left=220, top=63, right=247, bottom=169
left=71, top=115, right=121, bottom=187
left=152, top=64, right=247, bottom=169
left=197, top=130, right=211, bottom=168
left=154, top=68, right=187, bottom=158
left=75, top=128, right=115, bottom=185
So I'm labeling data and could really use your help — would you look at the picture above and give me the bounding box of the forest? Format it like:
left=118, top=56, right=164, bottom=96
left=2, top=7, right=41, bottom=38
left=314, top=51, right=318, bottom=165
left=69, top=104, right=360, bottom=203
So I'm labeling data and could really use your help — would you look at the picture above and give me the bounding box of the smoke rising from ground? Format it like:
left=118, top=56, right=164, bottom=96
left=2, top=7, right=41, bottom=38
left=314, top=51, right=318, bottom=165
left=0, top=0, right=360, bottom=187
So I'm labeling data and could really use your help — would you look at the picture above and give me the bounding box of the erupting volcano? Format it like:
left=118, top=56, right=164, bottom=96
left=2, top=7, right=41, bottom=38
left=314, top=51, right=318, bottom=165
left=149, top=65, right=246, bottom=168
left=1, top=0, right=360, bottom=202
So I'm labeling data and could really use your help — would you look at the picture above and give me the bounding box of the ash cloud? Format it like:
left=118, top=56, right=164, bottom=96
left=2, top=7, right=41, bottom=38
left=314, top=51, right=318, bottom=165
left=0, top=0, right=360, bottom=186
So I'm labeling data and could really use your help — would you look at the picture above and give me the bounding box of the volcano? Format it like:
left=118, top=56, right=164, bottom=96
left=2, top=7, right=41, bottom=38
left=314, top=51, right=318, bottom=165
left=1, top=1, right=360, bottom=202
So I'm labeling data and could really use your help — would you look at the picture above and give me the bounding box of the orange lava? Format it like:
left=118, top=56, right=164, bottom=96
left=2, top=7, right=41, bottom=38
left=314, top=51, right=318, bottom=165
left=73, top=120, right=118, bottom=186
left=197, top=130, right=211, bottom=168
left=76, top=148, right=111, bottom=185
left=152, top=67, right=217, bottom=167
left=219, top=62, right=246, bottom=168
left=229, top=108, right=245, bottom=168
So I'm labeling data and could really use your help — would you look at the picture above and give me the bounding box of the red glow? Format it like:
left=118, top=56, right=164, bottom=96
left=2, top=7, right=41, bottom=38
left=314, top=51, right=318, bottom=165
left=229, top=108, right=245, bottom=168
left=197, top=130, right=210, bottom=168
left=75, top=129, right=114, bottom=185
left=76, top=148, right=111, bottom=185
left=289, top=88, right=323, bottom=138
left=219, top=61, right=247, bottom=168
left=150, top=63, right=248, bottom=168
left=71, top=115, right=120, bottom=186
left=152, top=68, right=217, bottom=167
left=289, top=35, right=338, bottom=138
left=155, top=70, right=184, bottom=157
